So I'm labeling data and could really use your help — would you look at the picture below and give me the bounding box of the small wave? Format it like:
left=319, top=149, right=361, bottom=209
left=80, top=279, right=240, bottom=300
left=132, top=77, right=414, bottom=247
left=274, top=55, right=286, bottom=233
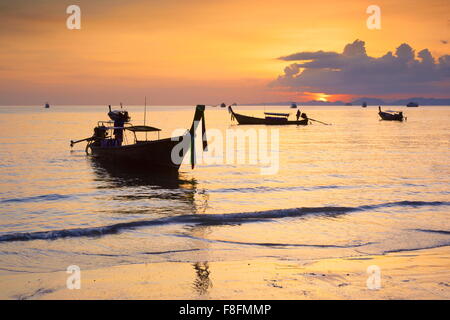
left=207, top=184, right=443, bottom=194
left=174, top=233, right=374, bottom=249
left=209, top=184, right=353, bottom=194
left=0, top=194, right=72, bottom=203
left=0, top=200, right=448, bottom=243
left=141, top=248, right=203, bottom=255
left=414, top=229, right=450, bottom=235
left=383, top=243, right=450, bottom=254
left=360, top=200, right=450, bottom=210
left=392, top=200, right=449, bottom=207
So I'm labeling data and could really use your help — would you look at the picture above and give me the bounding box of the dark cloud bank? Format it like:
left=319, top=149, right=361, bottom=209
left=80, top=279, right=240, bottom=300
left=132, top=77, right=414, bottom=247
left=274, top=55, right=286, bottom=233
left=271, top=40, right=450, bottom=97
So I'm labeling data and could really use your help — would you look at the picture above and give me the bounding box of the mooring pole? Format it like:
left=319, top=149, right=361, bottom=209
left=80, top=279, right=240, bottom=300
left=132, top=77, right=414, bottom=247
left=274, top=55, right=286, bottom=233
left=144, top=96, right=147, bottom=140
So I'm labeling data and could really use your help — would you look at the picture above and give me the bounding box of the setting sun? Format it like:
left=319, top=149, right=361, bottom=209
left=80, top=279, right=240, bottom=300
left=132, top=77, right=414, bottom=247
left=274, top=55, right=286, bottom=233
left=316, top=93, right=330, bottom=102
left=303, top=92, right=331, bottom=102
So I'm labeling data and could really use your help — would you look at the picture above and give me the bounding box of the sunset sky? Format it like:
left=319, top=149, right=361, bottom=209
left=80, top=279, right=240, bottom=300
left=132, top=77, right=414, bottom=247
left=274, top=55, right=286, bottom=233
left=0, top=0, right=448, bottom=105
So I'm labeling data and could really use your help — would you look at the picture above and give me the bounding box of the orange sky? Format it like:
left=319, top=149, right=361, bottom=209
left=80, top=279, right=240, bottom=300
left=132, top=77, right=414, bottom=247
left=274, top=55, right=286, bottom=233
left=0, top=0, right=448, bottom=105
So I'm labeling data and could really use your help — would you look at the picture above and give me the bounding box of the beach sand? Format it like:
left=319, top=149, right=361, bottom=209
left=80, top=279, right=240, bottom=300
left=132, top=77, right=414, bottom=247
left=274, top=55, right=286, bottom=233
left=1, top=246, right=449, bottom=300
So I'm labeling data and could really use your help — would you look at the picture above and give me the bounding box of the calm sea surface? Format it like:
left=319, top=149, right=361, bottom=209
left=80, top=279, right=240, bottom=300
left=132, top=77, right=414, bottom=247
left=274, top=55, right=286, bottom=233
left=0, top=105, right=449, bottom=274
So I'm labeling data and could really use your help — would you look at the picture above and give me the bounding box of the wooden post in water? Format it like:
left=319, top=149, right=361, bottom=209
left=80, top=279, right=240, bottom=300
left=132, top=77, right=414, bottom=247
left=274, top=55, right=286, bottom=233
left=144, top=96, right=147, bottom=141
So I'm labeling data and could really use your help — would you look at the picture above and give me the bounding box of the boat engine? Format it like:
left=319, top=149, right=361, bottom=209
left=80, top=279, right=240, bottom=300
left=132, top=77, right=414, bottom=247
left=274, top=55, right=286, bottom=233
left=108, top=105, right=130, bottom=122
left=93, top=125, right=108, bottom=139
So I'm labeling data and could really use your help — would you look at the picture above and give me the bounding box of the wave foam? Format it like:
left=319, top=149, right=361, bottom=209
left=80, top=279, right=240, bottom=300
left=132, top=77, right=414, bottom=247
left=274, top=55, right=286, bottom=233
left=0, top=200, right=448, bottom=243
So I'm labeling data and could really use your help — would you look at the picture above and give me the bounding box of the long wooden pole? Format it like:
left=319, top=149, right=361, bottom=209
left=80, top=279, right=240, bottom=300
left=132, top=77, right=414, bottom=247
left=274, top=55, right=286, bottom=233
left=144, top=96, right=147, bottom=140
left=144, top=96, right=147, bottom=125
left=308, top=118, right=331, bottom=125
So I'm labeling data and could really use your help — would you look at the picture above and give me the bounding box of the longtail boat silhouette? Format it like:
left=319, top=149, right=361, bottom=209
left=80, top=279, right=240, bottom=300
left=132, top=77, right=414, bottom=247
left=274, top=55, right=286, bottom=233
left=228, top=106, right=309, bottom=125
left=70, top=104, right=207, bottom=171
left=378, top=106, right=405, bottom=121
left=228, top=106, right=331, bottom=125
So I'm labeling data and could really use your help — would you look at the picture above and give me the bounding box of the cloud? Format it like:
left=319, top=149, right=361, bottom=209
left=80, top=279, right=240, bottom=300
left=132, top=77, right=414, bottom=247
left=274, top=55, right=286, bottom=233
left=271, top=40, right=450, bottom=96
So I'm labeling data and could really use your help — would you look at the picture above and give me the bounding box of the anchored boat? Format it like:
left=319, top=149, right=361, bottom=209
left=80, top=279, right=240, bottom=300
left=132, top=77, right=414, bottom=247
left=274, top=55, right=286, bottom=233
left=407, top=102, right=419, bottom=107
left=70, top=105, right=207, bottom=171
left=378, top=106, right=405, bottom=121
left=228, top=106, right=309, bottom=125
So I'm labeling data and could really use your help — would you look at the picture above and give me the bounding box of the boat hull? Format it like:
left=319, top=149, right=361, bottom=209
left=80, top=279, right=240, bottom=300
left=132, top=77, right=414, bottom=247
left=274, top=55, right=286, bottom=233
left=90, top=136, right=184, bottom=171
left=378, top=112, right=403, bottom=121
left=232, top=110, right=308, bottom=125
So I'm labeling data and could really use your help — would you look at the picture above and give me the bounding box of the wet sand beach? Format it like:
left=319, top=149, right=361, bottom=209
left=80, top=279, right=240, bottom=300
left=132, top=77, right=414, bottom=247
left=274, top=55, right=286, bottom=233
left=1, top=246, right=448, bottom=300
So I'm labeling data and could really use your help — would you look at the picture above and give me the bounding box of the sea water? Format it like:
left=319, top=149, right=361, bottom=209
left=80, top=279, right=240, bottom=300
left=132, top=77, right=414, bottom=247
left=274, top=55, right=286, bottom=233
left=0, top=105, right=449, bottom=276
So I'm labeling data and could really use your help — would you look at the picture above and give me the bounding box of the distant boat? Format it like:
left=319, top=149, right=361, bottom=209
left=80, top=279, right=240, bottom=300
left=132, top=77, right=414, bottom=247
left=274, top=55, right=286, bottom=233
left=378, top=106, right=404, bottom=121
left=362, top=102, right=367, bottom=108
left=220, top=103, right=226, bottom=108
left=290, top=103, right=297, bottom=108
left=407, top=102, right=419, bottom=107
left=45, top=103, right=50, bottom=108
left=228, top=106, right=308, bottom=125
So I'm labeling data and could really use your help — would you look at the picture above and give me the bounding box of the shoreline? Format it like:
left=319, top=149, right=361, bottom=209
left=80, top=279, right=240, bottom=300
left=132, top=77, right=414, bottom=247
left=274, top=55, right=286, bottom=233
left=0, top=246, right=449, bottom=299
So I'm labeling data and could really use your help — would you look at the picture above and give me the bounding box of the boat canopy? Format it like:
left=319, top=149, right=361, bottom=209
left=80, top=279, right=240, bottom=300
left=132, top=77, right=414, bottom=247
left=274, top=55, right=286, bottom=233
left=125, top=125, right=161, bottom=132
left=264, top=112, right=289, bottom=117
